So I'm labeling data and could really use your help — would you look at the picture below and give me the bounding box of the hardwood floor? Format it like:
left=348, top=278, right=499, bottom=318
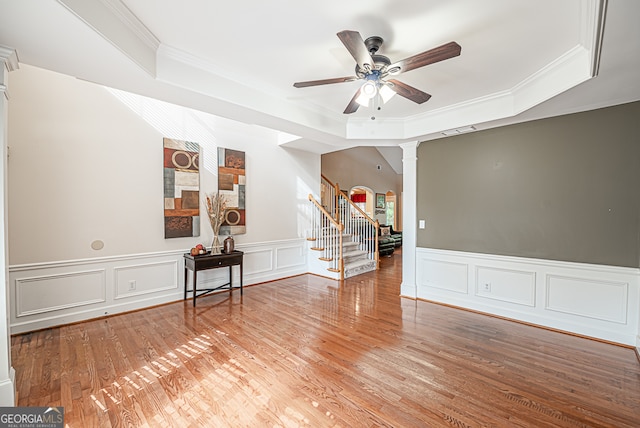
left=11, top=249, right=640, bottom=427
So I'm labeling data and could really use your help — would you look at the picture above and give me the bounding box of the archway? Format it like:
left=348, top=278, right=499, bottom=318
left=349, top=186, right=374, bottom=217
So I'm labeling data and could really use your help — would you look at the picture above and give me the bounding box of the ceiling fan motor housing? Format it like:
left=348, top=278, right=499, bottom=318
left=356, top=51, right=391, bottom=78
left=364, top=36, right=384, bottom=54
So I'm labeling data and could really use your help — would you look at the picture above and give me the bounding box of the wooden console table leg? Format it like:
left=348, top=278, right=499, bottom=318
left=184, top=267, right=188, bottom=300
left=193, top=270, right=198, bottom=307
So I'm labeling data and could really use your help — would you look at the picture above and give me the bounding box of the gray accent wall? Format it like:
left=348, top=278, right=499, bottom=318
left=417, top=101, right=640, bottom=268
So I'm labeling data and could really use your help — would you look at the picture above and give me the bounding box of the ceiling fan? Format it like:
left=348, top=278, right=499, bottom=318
left=293, top=30, right=461, bottom=114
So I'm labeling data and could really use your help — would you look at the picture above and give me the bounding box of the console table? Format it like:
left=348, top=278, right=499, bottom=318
left=183, top=250, right=243, bottom=306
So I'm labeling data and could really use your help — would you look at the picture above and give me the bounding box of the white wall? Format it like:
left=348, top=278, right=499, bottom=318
left=7, top=64, right=319, bottom=333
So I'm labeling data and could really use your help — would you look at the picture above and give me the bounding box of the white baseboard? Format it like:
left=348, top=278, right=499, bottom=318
left=0, top=368, right=15, bottom=406
left=9, top=239, right=308, bottom=334
left=416, top=247, right=640, bottom=346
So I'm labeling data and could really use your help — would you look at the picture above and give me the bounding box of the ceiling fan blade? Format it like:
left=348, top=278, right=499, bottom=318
left=337, top=30, right=374, bottom=72
left=293, top=76, right=357, bottom=88
left=388, top=41, right=461, bottom=74
left=387, top=79, right=432, bottom=104
left=343, top=88, right=361, bottom=114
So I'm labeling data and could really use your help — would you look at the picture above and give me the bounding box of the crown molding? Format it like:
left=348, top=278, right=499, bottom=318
left=57, top=0, right=159, bottom=76
left=580, top=0, right=608, bottom=77
left=98, top=0, right=160, bottom=51
left=0, top=45, right=19, bottom=72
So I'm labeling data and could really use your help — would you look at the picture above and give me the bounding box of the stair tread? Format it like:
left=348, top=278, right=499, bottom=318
left=343, top=258, right=377, bottom=278
left=344, top=258, right=376, bottom=268
left=343, top=249, right=367, bottom=256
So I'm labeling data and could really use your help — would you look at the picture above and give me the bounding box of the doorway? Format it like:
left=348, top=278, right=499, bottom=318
left=385, top=191, right=396, bottom=229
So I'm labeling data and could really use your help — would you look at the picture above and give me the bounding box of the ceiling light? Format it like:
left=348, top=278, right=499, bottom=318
left=379, top=84, right=396, bottom=104
left=356, top=79, right=378, bottom=107
left=355, top=91, right=370, bottom=107
left=361, top=81, right=377, bottom=98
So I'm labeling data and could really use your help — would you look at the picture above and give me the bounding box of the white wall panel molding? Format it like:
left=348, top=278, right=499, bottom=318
left=15, top=269, right=106, bottom=317
left=114, top=260, right=179, bottom=300
left=417, top=258, right=468, bottom=295
left=475, top=266, right=536, bottom=307
left=545, top=274, right=628, bottom=324
left=9, top=238, right=308, bottom=334
left=243, top=249, right=274, bottom=275
left=275, top=245, right=306, bottom=270
left=416, top=247, right=640, bottom=346
left=8, top=249, right=188, bottom=272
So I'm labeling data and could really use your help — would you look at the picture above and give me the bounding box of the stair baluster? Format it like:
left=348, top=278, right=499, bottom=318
left=309, top=175, right=380, bottom=279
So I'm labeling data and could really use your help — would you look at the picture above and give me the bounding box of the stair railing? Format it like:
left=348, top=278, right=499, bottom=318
left=307, top=195, right=344, bottom=279
left=336, top=190, right=379, bottom=266
left=320, top=174, right=338, bottom=221
left=314, top=175, right=380, bottom=273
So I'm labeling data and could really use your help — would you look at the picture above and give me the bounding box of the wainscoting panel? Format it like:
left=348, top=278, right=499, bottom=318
left=114, top=260, right=179, bottom=300
left=9, top=238, right=309, bottom=334
left=15, top=269, right=106, bottom=317
left=243, top=249, right=274, bottom=275
left=475, top=266, right=536, bottom=307
left=276, top=245, right=306, bottom=270
left=417, top=258, right=468, bottom=295
left=546, top=275, right=628, bottom=323
left=415, top=247, right=640, bottom=346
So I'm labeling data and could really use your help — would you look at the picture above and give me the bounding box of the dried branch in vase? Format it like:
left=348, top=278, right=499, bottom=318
left=205, top=192, right=227, bottom=236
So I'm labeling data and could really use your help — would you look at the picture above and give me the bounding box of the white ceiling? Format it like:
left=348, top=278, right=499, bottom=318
left=1, top=0, right=639, bottom=156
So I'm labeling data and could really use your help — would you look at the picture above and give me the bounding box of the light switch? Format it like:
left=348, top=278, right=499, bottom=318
left=419, top=220, right=425, bottom=229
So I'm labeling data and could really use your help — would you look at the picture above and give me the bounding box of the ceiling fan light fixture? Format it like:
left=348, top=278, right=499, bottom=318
left=355, top=91, right=371, bottom=107
left=379, top=84, right=396, bottom=103
left=361, top=80, right=378, bottom=99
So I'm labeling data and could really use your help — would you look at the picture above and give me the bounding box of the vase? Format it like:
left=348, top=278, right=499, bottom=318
left=224, top=236, right=235, bottom=254
left=211, top=235, right=222, bottom=254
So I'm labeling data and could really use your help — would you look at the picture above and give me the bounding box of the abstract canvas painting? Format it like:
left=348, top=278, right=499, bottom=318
left=218, top=147, right=246, bottom=235
left=164, top=138, right=200, bottom=238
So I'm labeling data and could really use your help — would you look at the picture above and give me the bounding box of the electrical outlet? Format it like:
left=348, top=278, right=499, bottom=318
left=483, top=282, right=491, bottom=292
left=129, top=280, right=136, bottom=291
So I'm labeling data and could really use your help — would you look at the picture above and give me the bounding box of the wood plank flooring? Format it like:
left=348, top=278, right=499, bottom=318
left=11, top=250, right=640, bottom=427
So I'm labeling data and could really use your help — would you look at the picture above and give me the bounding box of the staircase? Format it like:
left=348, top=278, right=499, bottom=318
left=307, top=176, right=379, bottom=280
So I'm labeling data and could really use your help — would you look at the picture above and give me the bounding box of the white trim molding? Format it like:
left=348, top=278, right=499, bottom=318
left=9, top=238, right=308, bottom=334
left=416, top=247, right=640, bottom=346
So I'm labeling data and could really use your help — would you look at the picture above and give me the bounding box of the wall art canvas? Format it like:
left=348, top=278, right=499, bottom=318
left=164, top=138, right=200, bottom=238
left=218, top=147, right=246, bottom=235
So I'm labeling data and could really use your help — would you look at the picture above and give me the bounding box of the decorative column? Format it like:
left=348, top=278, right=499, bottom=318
left=0, top=45, right=18, bottom=406
left=399, top=141, right=419, bottom=298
